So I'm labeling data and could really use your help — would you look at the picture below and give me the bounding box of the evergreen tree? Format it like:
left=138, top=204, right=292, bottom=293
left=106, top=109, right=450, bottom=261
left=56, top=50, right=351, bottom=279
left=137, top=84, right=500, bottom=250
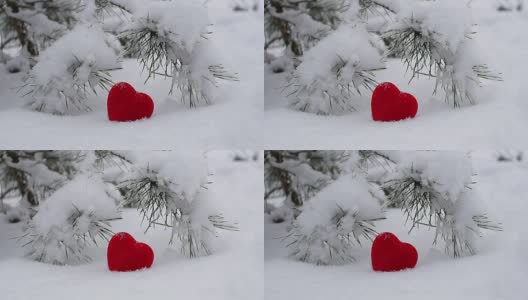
left=265, top=150, right=501, bottom=265
left=1, top=0, right=236, bottom=114
left=265, top=0, right=501, bottom=114
left=0, top=150, right=237, bottom=265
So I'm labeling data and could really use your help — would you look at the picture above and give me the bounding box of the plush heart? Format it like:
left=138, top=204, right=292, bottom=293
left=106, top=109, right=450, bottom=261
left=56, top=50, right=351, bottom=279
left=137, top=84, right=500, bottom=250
left=371, top=82, right=418, bottom=121
left=107, top=232, right=154, bottom=272
left=107, top=82, right=154, bottom=122
left=371, top=232, right=418, bottom=272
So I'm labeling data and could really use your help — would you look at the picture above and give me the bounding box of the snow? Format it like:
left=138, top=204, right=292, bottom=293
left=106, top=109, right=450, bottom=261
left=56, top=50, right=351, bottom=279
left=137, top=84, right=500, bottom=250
left=0, top=151, right=263, bottom=300
left=26, top=24, right=120, bottom=113
left=122, top=150, right=209, bottom=204
left=23, top=175, right=120, bottom=265
left=264, top=0, right=528, bottom=148
left=392, top=0, right=472, bottom=54
left=31, top=25, right=119, bottom=79
left=267, top=4, right=330, bottom=42
left=0, top=0, right=262, bottom=149
left=127, top=0, right=209, bottom=55
left=32, top=175, right=119, bottom=233
left=290, top=25, right=384, bottom=114
left=2, top=2, right=67, bottom=39
left=1, top=151, right=67, bottom=188
left=268, top=156, right=331, bottom=189
left=265, top=152, right=528, bottom=300
left=297, top=175, right=383, bottom=235
left=388, top=151, right=474, bottom=204
left=284, top=175, right=384, bottom=265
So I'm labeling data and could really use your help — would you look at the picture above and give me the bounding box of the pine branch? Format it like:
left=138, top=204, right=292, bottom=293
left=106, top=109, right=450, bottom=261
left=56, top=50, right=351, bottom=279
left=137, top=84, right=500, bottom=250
left=94, top=150, right=132, bottom=171
left=121, top=23, right=237, bottom=107
left=19, top=204, right=118, bottom=265
left=284, top=204, right=383, bottom=265
left=208, top=214, right=239, bottom=231
left=286, top=58, right=382, bottom=114
left=95, top=0, right=132, bottom=15
left=359, top=0, right=397, bottom=15
left=20, top=56, right=118, bottom=114
left=120, top=173, right=178, bottom=233
left=385, top=169, right=501, bottom=257
left=385, top=23, right=501, bottom=107
left=472, top=214, right=503, bottom=231
left=120, top=167, right=236, bottom=258
left=358, top=151, right=396, bottom=170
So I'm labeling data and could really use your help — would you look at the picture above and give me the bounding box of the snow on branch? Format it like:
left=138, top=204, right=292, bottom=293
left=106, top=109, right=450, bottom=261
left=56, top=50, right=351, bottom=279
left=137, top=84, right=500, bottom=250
left=384, top=0, right=501, bottom=107
left=21, top=25, right=121, bottom=114
left=265, top=0, right=349, bottom=56
left=267, top=0, right=501, bottom=114
left=286, top=26, right=384, bottom=114
left=0, top=151, right=82, bottom=207
left=120, top=0, right=237, bottom=107
left=384, top=151, right=501, bottom=257
left=119, top=151, right=237, bottom=258
left=19, top=176, right=120, bottom=265
left=284, top=175, right=385, bottom=265
left=264, top=151, right=346, bottom=208
left=1, top=0, right=81, bottom=41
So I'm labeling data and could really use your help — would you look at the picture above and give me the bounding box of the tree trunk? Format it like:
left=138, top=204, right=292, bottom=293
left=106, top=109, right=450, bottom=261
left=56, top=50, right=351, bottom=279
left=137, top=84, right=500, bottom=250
left=5, top=0, right=39, bottom=56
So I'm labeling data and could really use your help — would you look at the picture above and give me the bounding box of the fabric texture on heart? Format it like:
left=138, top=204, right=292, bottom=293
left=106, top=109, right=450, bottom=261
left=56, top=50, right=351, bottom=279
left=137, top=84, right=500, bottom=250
left=371, top=82, right=418, bottom=122
left=107, top=82, right=154, bottom=122
left=107, top=232, right=154, bottom=272
left=371, top=232, right=418, bottom=272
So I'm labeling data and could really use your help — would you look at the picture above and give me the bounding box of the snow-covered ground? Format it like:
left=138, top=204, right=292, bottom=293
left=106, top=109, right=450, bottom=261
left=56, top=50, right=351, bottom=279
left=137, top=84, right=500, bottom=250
left=264, top=1, right=528, bottom=149
left=0, top=151, right=264, bottom=300
left=0, top=0, right=263, bottom=149
left=265, top=152, right=528, bottom=300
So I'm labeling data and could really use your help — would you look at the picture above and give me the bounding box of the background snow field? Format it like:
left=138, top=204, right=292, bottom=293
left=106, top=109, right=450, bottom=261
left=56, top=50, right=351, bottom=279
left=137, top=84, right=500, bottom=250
left=264, top=1, right=528, bottom=149
left=265, top=152, right=528, bottom=300
left=0, top=151, right=264, bottom=300
left=0, top=0, right=262, bottom=149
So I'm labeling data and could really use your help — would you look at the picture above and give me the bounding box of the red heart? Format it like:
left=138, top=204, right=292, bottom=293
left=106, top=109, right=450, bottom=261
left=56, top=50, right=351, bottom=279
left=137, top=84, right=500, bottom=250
left=371, top=82, right=418, bottom=121
left=371, top=232, right=418, bottom=272
left=107, top=82, right=154, bottom=122
left=107, top=232, right=154, bottom=272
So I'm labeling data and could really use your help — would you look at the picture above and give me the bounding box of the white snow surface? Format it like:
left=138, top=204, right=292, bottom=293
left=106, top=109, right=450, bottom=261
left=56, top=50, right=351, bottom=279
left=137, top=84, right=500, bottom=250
left=264, top=0, right=528, bottom=148
left=265, top=152, right=528, bottom=300
left=0, top=151, right=263, bottom=300
left=0, top=0, right=262, bottom=149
